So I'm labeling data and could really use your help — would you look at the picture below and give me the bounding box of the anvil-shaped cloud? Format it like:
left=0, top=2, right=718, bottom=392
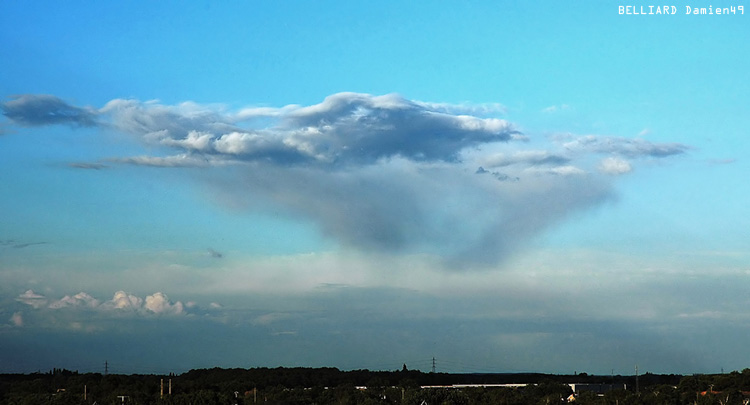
left=2, top=93, right=688, bottom=267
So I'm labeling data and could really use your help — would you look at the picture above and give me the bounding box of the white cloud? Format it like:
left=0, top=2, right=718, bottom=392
left=598, top=157, right=633, bottom=175
left=10, top=312, right=23, bottom=327
left=48, top=292, right=100, bottom=309
left=545, top=165, right=586, bottom=176
left=109, top=290, right=144, bottom=310
left=541, top=104, right=571, bottom=113
left=416, top=101, right=507, bottom=116
left=17, top=290, right=211, bottom=318
left=109, top=154, right=216, bottom=168
left=98, top=98, right=236, bottom=139
left=677, top=311, right=724, bottom=319
left=16, top=290, right=47, bottom=309
left=233, top=105, right=292, bottom=121
left=160, top=130, right=215, bottom=152
left=144, top=292, right=185, bottom=315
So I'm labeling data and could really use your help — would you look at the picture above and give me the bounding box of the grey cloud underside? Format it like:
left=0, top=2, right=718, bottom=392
left=91, top=92, right=520, bottom=167
left=1, top=95, right=99, bottom=127
left=210, top=161, right=612, bottom=266
left=482, top=150, right=571, bottom=169
left=2, top=92, right=687, bottom=266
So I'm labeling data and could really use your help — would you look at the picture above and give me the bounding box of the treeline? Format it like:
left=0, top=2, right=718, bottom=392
left=2, top=367, right=750, bottom=404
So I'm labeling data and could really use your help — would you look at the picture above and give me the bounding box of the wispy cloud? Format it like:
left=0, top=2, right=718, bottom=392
left=557, top=134, right=689, bottom=158
left=707, top=158, right=736, bottom=165
left=69, top=162, right=108, bottom=170
left=1, top=240, right=47, bottom=249
left=10, top=242, right=47, bottom=249
left=541, top=104, right=571, bottom=113
left=109, top=154, right=215, bottom=168
left=482, top=150, right=571, bottom=168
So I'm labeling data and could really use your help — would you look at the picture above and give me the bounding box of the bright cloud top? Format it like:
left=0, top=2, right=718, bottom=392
left=16, top=290, right=190, bottom=316
left=1, top=93, right=688, bottom=266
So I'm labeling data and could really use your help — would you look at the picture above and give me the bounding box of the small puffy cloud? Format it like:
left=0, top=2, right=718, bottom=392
left=144, top=292, right=184, bottom=315
left=109, top=290, right=144, bottom=310
left=16, top=290, right=48, bottom=309
left=49, top=292, right=100, bottom=309
left=10, top=312, right=23, bottom=327
left=598, top=157, right=633, bottom=175
left=1, top=94, right=99, bottom=127
left=207, top=248, right=223, bottom=259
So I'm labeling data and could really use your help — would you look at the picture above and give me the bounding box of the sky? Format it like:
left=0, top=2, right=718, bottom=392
left=1, top=1, right=749, bottom=376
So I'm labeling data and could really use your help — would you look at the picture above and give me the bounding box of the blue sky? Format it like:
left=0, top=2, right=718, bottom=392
left=1, top=1, right=749, bottom=375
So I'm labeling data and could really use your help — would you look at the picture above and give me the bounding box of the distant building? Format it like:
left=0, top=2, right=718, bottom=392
left=569, top=383, right=626, bottom=394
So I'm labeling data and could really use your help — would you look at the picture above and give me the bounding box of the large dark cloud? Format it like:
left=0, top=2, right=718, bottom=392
left=2, top=95, right=99, bottom=127
left=2, top=92, right=688, bottom=267
left=96, top=92, right=519, bottom=167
